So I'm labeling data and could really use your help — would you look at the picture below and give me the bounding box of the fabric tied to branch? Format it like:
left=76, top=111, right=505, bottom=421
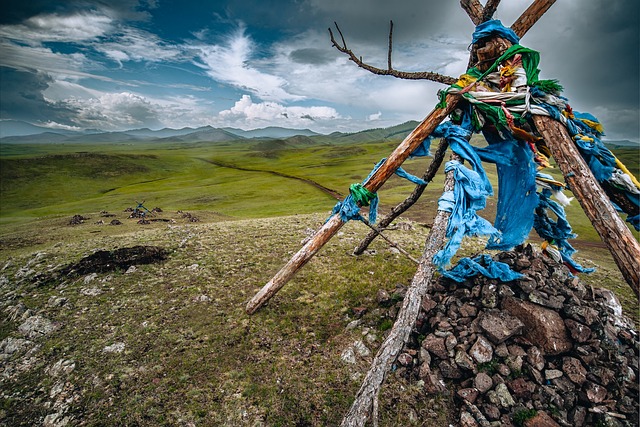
left=440, top=254, right=524, bottom=283
left=329, top=158, right=432, bottom=225
left=415, top=119, right=492, bottom=195
left=331, top=194, right=363, bottom=223
left=329, top=159, right=384, bottom=224
left=471, top=20, right=520, bottom=45
left=432, top=160, right=501, bottom=268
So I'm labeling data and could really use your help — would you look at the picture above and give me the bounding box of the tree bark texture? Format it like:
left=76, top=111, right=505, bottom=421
left=245, top=95, right=460, bottom=314
left=353, top=138, right=450, bottom=256
left=460, top=0, right=484, bottom=25
left=481, top=0, right=502, bottom=22
left=510, top=0, right=557, bottom=38
left=532, top=115, right=640, bottom=297
left=340, top=156, right=458, bottom=427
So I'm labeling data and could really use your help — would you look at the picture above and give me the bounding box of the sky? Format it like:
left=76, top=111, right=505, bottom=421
left=0, top=0, right=638, bottom=141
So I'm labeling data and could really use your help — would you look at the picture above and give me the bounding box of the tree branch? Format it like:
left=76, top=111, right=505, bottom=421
left=387, top=20, right=393, bottom=71
left=329, top=22, right=456, bottom=85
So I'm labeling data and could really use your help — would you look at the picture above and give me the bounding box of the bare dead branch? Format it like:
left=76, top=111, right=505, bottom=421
left=482, top=0, right=502, bottom=22
left=328, top=22, right=456, bottom=85
left=511, top=0, right=557, bottom=38
left=387, top=20, right=393, bottom=71
left=460, top=0, right=484, bottom=25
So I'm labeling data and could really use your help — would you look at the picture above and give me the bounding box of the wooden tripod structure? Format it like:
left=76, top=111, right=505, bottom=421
left=246, top=1, right=640, bottom=425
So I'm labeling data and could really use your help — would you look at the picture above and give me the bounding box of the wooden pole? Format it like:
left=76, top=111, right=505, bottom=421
left=245, top=94, right=459, bottom=314
left=510, top=0, right=557, bottom=38
left=532, top=115, right=640, bottom=297
left=340, top=155, right=458, bottom=427
left=460, top=0, right=484, bottom=25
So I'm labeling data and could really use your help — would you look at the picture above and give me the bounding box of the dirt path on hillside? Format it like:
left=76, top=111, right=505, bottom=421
left=197, top=158, right=343, bottom=200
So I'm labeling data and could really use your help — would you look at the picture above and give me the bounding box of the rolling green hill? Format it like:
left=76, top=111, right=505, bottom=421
left=1, top=130, right=636, bottom=242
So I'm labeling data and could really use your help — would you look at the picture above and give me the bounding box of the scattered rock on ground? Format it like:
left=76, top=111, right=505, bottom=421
left=18, top=315, right=58, bottom=339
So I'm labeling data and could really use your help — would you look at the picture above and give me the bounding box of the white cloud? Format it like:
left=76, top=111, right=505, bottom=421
left=367, top=111, right=382, bottom=121
left=0, top=11, right=182, bottom=68
left=191, top=24, right=303, bottom=102
left=0, top=40, right=91, bottom=77
left=41, top=121, right=84, bottom=132
left=218, top=95, right=340, bottom=129
left=97, top=28, right=183, bottom=65
left=0, top=12, right=113, bottom=44
left=60, top=92, right=162, bottom=130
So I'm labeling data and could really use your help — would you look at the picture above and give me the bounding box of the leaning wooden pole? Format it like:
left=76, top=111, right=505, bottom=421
left=340, top=156, right=458, bottom=427
left=353, top=138, right=450, bottom=255
left=245, top=95, right=459, bottom=314
left=532, top=115, right=640, bottom=297
left=510, top=0, right=556, bottom=38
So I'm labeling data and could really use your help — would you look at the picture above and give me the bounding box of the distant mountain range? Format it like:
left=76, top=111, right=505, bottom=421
left=1, top=119, right=637, bottom=148
left=0, top=119, right=420, bottom=145
left=0, top=120, right=321, bottom=142
left=602, top=140, right=640, bottom=148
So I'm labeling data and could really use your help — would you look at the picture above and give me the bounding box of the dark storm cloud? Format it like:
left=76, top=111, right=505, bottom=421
left=308, top=0, right=465, bottom=43
left=544, top=0, right=637, bottom=101
left=0, top=67, right=78, bottom=125
left=289, top=48, right=334, bottom=65
left=522, top=0, right=639, bottom=140
left=0, top=0, right=153, bottom=24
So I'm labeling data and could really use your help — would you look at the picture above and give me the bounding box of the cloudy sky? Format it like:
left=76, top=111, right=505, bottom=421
left=0, top=0, right=638, bottom=141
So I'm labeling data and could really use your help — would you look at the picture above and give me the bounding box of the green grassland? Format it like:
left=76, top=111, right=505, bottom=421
left=0, top=135, right=637, bottom=426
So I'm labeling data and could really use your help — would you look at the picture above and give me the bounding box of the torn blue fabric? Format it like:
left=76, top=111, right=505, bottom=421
left=395, top=166, right=427, bottom=185
left=328, top=159, right=385, bottom=224
left=440, top=254, right=524, bottom=283
left=572, top=135, right=615, bottom=183
left=416, top=120, right=493, bottom=195
left=471, top=19, right=520, bottom=45
left=486, top=136, right=538, bottom=250
left=329, top=157, right=430, bottom=225
left=533, top=189, right=577, bottom=255
left=329, top=189, right=379, bottom=224
left=442, top=123, right=493, bottom=196
left=533, top=189, right=595, bottom=273
left=368, top=194, right=379, bottom=224
left=412, top=138, right=431, bottom=157
left=330, top=194, right=363, bottom=223
left=432, top=160, right=500, bottom=268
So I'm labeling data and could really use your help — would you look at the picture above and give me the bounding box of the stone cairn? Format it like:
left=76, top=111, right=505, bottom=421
left=386, top=244, right=638, bottom=427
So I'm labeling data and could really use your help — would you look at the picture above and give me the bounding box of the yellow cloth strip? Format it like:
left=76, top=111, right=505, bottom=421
left=615, top=156, right=640, bottom=189
left=536, top=176, right=565, bottom=188
left=579, top=118, right=604, bottom=134
left=455, top=74, right=476, bottom=87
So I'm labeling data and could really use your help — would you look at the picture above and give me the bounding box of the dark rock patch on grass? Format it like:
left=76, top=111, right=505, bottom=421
left=35, top=245, right=168, bottom=285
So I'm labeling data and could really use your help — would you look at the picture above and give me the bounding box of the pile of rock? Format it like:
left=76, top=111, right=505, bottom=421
left=393, top=244, right=638, bottom=427
left=68, top=214, right=88, bottom=225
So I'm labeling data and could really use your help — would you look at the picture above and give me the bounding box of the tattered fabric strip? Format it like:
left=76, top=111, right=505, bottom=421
left=440, top=254, right=524, bottom=283
left=432, top=160, right=500, bottom=268
left=533, top=189, right=595, bottom=274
